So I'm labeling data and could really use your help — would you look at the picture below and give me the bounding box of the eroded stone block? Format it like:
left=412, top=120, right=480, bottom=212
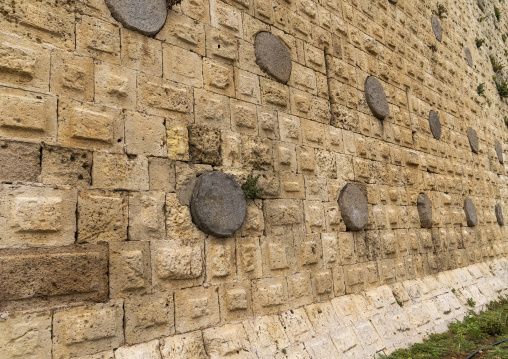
left=174, top=286, right=220, bottom=332
left=110, top=241, right=151, bottom=297
left=92, top=152, right=149, bottom=191
left=129, top=191, right=165, bottom=241
left=0, top=140, right=41, bottom=182
left=41, top=145, right=92, bottom=187
left=160, top=331, right=207, bottom=359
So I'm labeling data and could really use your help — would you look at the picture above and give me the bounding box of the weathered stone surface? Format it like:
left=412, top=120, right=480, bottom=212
left=128, top=191, right=165, bottom=241
left=338, top=183, right=368, bottom=231
left=364, top=76, right=389, bottom=120
left=431, top=16, right=442, bottom=42
left=428, top=110, right=442, bottom=140
left=109, top=241, right=151, bottom=297
left=495, top=204, right=504, bottom=226
left=174, top=286, right=220, bottom=333
left=0, top=244, right=108, bottom=311
left=41, top=145, right=92, bottom=187
left=417, top=193, right=433, bottom=228
left=115, top=339, right=162, bottom=359
left=464, top=47, right=473, bottom=67
left=188, top=125, right=222, bottom=166
left=0, top=140, right=40, bottom=182
left=255, top=32, right=292, bottom=84
left=160, top=331, right=208, bottom=359
left=190, top=171, right=247, bottom=237
left=104, top=0, right=167, bottom=36
left=495, top=140, right=503, bottom=164
left=464, top=198, right=478, bottom=227
left=467, top=127, right=479, bottom=153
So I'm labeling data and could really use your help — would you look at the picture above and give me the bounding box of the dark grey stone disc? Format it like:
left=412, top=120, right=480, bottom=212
left=431, top=16, right=442, bottom=42
left=495, top=204, right=504, bottom=226
left=467, top=127, right=479, bottom=153
left=105, top=0, right=167, bottom=36
left=429, top=110, right=442, bottom=140
left=365, top=76, right=390, bottom=120
left=255, top=32, right=292, bottom=84
left=465, top=47, right=473, bottom=67
left=190, top=171, right=247, bottom=238
left=463, top=198, right=478, bottom=227
left=338, top=183, right=368, bottom=231
left=495, top=140, right=504, bottom=164
left=389, top=0, right=398, bottom=3
left=417, top=193, right=433, bottom=228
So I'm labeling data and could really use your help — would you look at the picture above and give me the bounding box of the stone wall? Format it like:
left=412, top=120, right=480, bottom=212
left=1, top=0, right=508, bottom=357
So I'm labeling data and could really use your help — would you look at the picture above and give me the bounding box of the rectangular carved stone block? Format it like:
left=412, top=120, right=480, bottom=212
left=92, top=152, right=149, bottom=191
left=0, top=140, right=41, bottom=182
left=174, top=286, right=220, bottom=333
left=41, top=145, right=92, bottom=187
left=0, top=243, right=108, bottom=312
left=252, top=277, right=288, bottom=315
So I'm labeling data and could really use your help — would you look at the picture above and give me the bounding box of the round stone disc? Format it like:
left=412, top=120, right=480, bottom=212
left=495, top=204, right=504, bottom=226
left=105, top=0, right=167, bottom=36
left=463, top=198, right=478, bottom=227
left=431, top=15, right=442, bottom=42
left=338, top=183, right=368, bottom=231
left=190, top=171, right=247, bottom=238
left=429, top=110, right=442, bottom=140
left=464, top=47, right=473, bottom=67
left=495, top=140, right=504, bottom=164
left=255, top=32, right=292, bottom=84
left=364, top=76, right=390, bottom=120
left=389, top=0, right=398, bottom=4
left=417, top=193, right=433, bottom=228
left=467, top=127, right=479, bottom=153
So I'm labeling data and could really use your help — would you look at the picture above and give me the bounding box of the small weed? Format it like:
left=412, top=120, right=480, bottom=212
left=487, top=98, right=492, bottom=107
left=467, top=298, right=476, bottom=307
left=476, top=38, right=486, bottom=47
left=478, top=83, right=486, bottom=96
left=452, top=288, right=456, bottom=293
left=479, top=14, right=488, bottom=22
left=396, top=300, right=403, bottom=307
left=242, top=173, right=264, bottom=200
left=497, top=82, right=508, bottom=97
left=281, top=348, right=287, bottom=354
left=437, top=3, right=447, bottom=17
left=429, top=44, right=437, bottom=52
left=490, top=55, right=504, bottom=72
left=503, top=34, right=507, bottom=42
left=495, top=6, right=501, bottom=20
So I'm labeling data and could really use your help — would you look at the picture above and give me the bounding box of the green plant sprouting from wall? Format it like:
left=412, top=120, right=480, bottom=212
left=242, top=174, right=264, bottom=200
left=490, top=55, right=504, bottom=72
left=495, top=6, right=501, bottom=21
left=475, top=38, right=485, bottom=48
left=477, top=83, right=485, bottom=96
left=437, top=3, right=447, bottom=17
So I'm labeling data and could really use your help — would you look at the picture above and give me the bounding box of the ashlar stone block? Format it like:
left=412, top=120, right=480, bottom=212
left=219, top=281, right=253, bottom=322
left=128, top=191, right=165, bottom=241
left=41, top=145, right=92, bottom=187
left=94, top=61, right=136, bottom=109
left=92, top=152, right=149, bottom=191
left=121, top=28, right=163, bottom=76
left=174, top=286, right=220, bottom=333
left=0, top=140, right=41, bottom=183
left=252, top=277, right=288, bottom=315
left=160, top=331, right=207, bottom=359
left=109, top=241, right=151, bottom=297
left=114, top=340, right=162, bottom=359
left=203, top=324, right=255, bottom=359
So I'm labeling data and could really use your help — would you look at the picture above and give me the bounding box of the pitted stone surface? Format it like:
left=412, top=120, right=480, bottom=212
left=364, top=76, right=390, bottom=120
left=495, top=140, right=503, bottom=163
left=338, top=183, right=368, bottom=231
left=429, top=110, right=442, bottom=140
left=104, top=0, right=167, bottom=36
left=254, top=32, right=292, bottom=84
left=464, top=47, right=473, bottom=67
left=431, top=16, right=442, bottom=42
left=463, top=198, right=478, bottom=227
left=495, top=204, right=504, bottom=226
left=467, top=127, right=479, bottom=153
left=417, top=193, right=433, bottom=228
left=190, top=171, right=247, bottom=237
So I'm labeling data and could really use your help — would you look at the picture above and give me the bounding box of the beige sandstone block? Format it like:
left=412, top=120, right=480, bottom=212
left=52, top=300, right=124, bottom=359
left=156, top=11, right=206, bottom=56
left=241, top=135, right=273, bottom=170
left=203, top=324, right=255, bottom=358
left=194, top=88, right=231, bottom=129
left=219, top=281, right=254, bottom=322
left=77, top=189, right=128, bottom=243
left=206, top=26, right=237, bottom=62
left=236, top=236, right=263, bottom=279
left=109, top=241, right=151, bottom=297
left=163, top=43, right=203, bottom=87
left=206, top=237, right=236, bottom=283
left=174, top=286, right=220, bottom=332
left=76, top=15, right=120, bottom=64
left=115, top=340, right=161, bottom=359
left=148, top=157, right=176, bottom=192
left=128, top=191, right=165, bottom=241
left=203, top=57, right=235, bottom=96
left=240, top=200, right=265, bottom=237
left=160, top=331, right=208, bottom=359
left=92, top=152, right=149, bottom=191
left=166, top=121, right=190, bottom=161
left=121, top=28, right=163, bottom=76
left=231, top=99, right=258, bottom=135
left=252, top=277, right=289, bottom=315
left=260, top=77, right=290, bottom=109
left=278, top=113, right=301, bottom=144
left=41, top=145, right=92, bottom=187
left=243, top=315, right=290, bottom=357
left=235, top=67, right=261, bottom=104
left=73, top=351, right=115, bottom=359
left=258, top=106, right=279, bottom=139
left=0, top=140, right=41, bottom=182
left=51, top=50, right=94, bottom=102
left=210, top=0, right=244, bottom=35
left=95, top=61, right=137, bottom=109
left=125, top=111, right=167, bottom=156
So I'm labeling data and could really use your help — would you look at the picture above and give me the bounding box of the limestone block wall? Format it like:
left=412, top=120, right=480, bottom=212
left=1, top=0, right=508, bottom=357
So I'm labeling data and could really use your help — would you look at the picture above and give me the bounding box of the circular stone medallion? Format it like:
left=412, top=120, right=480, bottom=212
left=429, top=110, right=442, bottom=140
left=338, top=183, right=369, bottom=231
left=254, top=32, right=292, bottom=84
left=431, top=15, right=442, bottom=42
left=464, top=47, right=473, bottom=67
left=190, top=171, right=247, bottom=238
left=495, top=204, right=504, bottom=226
left=467, top=127, right=479, bottom=153
left=463, top=198, right=478, bottom=227
left=417, top=193, right=433, bottom=228
left=364, top=76, right=390, bottom=120
left=105, top=0, right=167, bottom=36
left=495, top=140, right=504, bottom=164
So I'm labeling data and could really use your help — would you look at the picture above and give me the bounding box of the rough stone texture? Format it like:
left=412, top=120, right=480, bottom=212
left=0, top=140, right=41, bottom=182
left=463, top=198, right=478, bottom=227
left=104, top=0, right=167, bottom=36
left=465, top=47, right=473, bottom=67
left=109, top=241, right=151, bottom=297
left=41, top=145, right=92, bottom=187
left=428, top=110, right=442, bottom=140
left=431, top=15, right=442, bottom=42
left=128, top=191, right=166, bottom=241
left=0, top=244, right=108, bottom=311
left=190, top=171, right=247, bottom=237
left=495, top=204, right=504, bottom=226
left=417, top=193, right=433, bottom=228
left=188, top=125, right=222, bottom=166
left=495, top=140, right=504, bottom=164
left=254, top=32, right=292, bottom=84
left=467, top=127, right=479, bottom=153
left=364, top=76, right=390, bottom=120
left=114, top=339, right=162, bottom=359
left=338, top=183, right=368, bottom=231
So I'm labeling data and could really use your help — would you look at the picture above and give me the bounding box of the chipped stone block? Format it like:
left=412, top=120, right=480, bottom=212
left=148, top=157, right=175, bottom=192
left=163, top=43, right=203, bottom=87
left=219, top=281, right=253, bottom=322
left=252, top=277, right=288, bottom=315
left=160, top=331, right=207, bottom=359
left=174, top=286, right=220, bottom=333
left=305, top=334, right=341, bottom=358
left=203, top=324, right=255, bottom=359
left=231, top=99, right=258, bottom=135
left=260, top=77, right=289, bottom=108
left=0, top=140, right=41, bottom=182
left=94, top=61, right=136, bottom=109
left=121, top=28, right=163, bottom=76
left=125, top=294, right=174, bottom=344
left=41, top=145, right=92, bottom=187
left=203, top=57, right=235, bottom=96
left=240, top=200, right=265, bottom=237
left=287, top=272, right=313, bottom=308
left=235, top=68, right=261, bottom=104
left=92, top=152, right=149, bottom=191
left=206, top=237, right=235, bottom=282
left=50, top=50, right=94, bottom=102
left=206, top=26, right=237, bottom=62
left=125, top=112, right=166, bottom=157
left=242, top=135, right=273, bottom=170
left=52, top=300, right=124, bottom=359
left=77, top=190, right=128, bottom=243
left=114, top=340, right=162, bottom=359
left=110, top=241, right=151, bottom=297
left=129, top=191, right=165, bottom=241
left=280, top=308, right=315, bottom=344
left=194, top=88, right=231, bottom=129
left=237, top=236, right=263, bottom=279
left=76, top=15, right=120, bottom=64
left=243, top=315, right=290, bottom=357
left=156, top=11, right=206, bottom=56
left=188, top=125, right=222, bottom=165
